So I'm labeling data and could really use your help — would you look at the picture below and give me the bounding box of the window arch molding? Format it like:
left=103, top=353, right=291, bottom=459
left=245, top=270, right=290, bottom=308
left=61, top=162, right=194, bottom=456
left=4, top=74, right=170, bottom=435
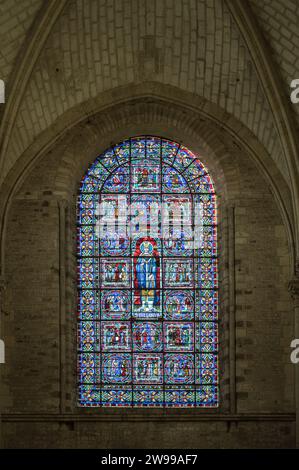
left=77, top=135, right=219, bottom=408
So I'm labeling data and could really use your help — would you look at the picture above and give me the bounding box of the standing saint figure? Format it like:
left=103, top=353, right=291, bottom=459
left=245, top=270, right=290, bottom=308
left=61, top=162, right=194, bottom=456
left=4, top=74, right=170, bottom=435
left=134, top=237, right=160, bottom=311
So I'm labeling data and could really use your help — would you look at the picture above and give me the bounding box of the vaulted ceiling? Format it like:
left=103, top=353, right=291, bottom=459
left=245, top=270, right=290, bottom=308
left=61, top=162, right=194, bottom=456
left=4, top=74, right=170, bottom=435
left=0, top=0, right=298, bottom=251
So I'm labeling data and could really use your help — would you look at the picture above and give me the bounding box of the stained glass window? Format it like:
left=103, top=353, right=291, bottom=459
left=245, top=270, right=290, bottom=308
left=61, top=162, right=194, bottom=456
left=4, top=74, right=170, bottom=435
left=77, top=136, right=218, bottom=407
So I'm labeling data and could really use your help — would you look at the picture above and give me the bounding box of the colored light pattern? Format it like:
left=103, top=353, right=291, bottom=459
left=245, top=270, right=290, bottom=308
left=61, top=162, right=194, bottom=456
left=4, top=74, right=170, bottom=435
left=77, top=136, right=218, bottom=407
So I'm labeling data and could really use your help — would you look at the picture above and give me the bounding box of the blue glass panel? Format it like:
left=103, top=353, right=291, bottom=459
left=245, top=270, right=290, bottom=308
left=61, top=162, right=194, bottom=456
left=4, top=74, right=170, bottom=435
left=164, top=322, right=194, bottom=352
left=196, top=258, right=218, bottom=289
left=196, top=290, right=218, bottom=321
left=78, top=353, right=100, bottom=384
left=102, top=353, right=131, bottom=383
left=133, top=354, right=163, bottom=384
left=101, top=321, right=131, bottom=352
left=80, top=175, right=101, bottom=193
left=102, top=385, right=132, bottom=406
left=133, top=386, right=164, bottom=406
left=146, top=136, right=161, bottom=158
left=102, top=165, right=130, bottom=193
left=164, top=354, right=194, bottom=384
left=183, top=160, right=206, bottom=180
left=132, top=161, right=160, bottom=192
left=196, top=353, right=218, bottom=385
left=98, top=149, right=119, bottom=171
left=162, top=166, right=189, bottom=193
left=163, top=290, right=194, bottom=321
left=165, top=386, right=195, bottom=407
left=131, top=137, right=146, bottom=159
left=78, top=289, right=100, bottom=320
left=78, top=384, right=101, bottom=406
left=113, top=140, right=130, bottom=164
left=195, top=321, right=218, bottom=353
left=196, top=385, right=218, bottom=407
left=88, top=160, right=109, bottom=180
left=78, top=321, right=99, bottom=352
left=173, top=146, right=194, bottom=172
left=133, top=322, right=163, bottom=352
left=161, top=138, right=180, bottom=164
left=163, top=259, right=194, bottom=288
left=189, top=173, right=215, bottom=193
left=100, top=290, right=130, bottom=320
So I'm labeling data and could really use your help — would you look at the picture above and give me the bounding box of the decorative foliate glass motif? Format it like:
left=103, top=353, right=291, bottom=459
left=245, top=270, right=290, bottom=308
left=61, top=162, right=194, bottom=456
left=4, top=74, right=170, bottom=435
left=77, top=136, right=218, bottom=407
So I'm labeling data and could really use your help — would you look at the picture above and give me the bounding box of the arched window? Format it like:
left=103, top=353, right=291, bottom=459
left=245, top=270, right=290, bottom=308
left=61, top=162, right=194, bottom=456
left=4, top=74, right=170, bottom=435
left=77, top=136, right=218, bottom=407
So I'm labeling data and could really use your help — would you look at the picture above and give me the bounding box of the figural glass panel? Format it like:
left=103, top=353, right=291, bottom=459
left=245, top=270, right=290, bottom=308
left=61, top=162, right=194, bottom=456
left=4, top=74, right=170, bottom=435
left=78, top=136, right=218, bottom=407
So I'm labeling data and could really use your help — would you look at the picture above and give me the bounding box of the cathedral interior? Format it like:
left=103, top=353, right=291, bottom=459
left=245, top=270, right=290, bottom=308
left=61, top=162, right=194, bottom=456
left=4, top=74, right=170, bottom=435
left=0, top=0, right=299, bottom=449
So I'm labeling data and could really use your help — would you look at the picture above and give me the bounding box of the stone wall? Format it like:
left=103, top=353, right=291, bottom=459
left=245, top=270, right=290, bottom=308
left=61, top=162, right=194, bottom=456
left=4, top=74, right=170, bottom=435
left=0, top=101, right=294, bottom=447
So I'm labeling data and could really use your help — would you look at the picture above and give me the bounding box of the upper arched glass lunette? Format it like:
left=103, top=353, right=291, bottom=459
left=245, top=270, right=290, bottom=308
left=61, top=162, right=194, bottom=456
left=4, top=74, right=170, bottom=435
left=80, top=136, right=215, bottom=195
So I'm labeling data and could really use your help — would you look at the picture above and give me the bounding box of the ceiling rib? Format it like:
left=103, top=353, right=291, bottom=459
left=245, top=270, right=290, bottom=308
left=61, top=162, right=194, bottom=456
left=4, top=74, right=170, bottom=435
left=225, top=0, right=299, bottom=261
left=0, top=0, right=68, bottom=186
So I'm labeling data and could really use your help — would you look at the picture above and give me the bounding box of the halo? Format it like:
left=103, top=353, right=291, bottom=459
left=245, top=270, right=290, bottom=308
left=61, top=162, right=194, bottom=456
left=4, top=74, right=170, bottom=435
left=140, top=240, right=153, bottom=254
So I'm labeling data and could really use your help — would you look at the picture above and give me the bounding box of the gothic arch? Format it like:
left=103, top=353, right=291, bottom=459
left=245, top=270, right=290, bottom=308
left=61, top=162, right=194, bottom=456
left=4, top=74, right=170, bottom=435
left=0, top=85, right=295, bottom=279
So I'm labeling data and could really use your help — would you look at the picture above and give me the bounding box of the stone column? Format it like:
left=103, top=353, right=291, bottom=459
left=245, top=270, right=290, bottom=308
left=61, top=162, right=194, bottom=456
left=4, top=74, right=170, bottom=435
left=0, top=276, right=5, bottom=359
left=0, top=276, right=5, bottom=448
left=289, top=275, right=299, bottom=448
left=228, top=206, right=236, bottom=414
left=58, top=200, right=67, bottom=414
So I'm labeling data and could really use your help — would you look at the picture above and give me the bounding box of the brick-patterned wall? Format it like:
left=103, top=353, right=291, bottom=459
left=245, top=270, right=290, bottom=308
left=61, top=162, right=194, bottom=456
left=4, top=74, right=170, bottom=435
left=250, top=0, right=299, bottom=130
left=2, top=0, right=289, bottom=186
left=2, top=421, right=295, bottom=449
left=4, top=196, right=60, bottom=413
left=0, top=0, right=43, bottom=81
